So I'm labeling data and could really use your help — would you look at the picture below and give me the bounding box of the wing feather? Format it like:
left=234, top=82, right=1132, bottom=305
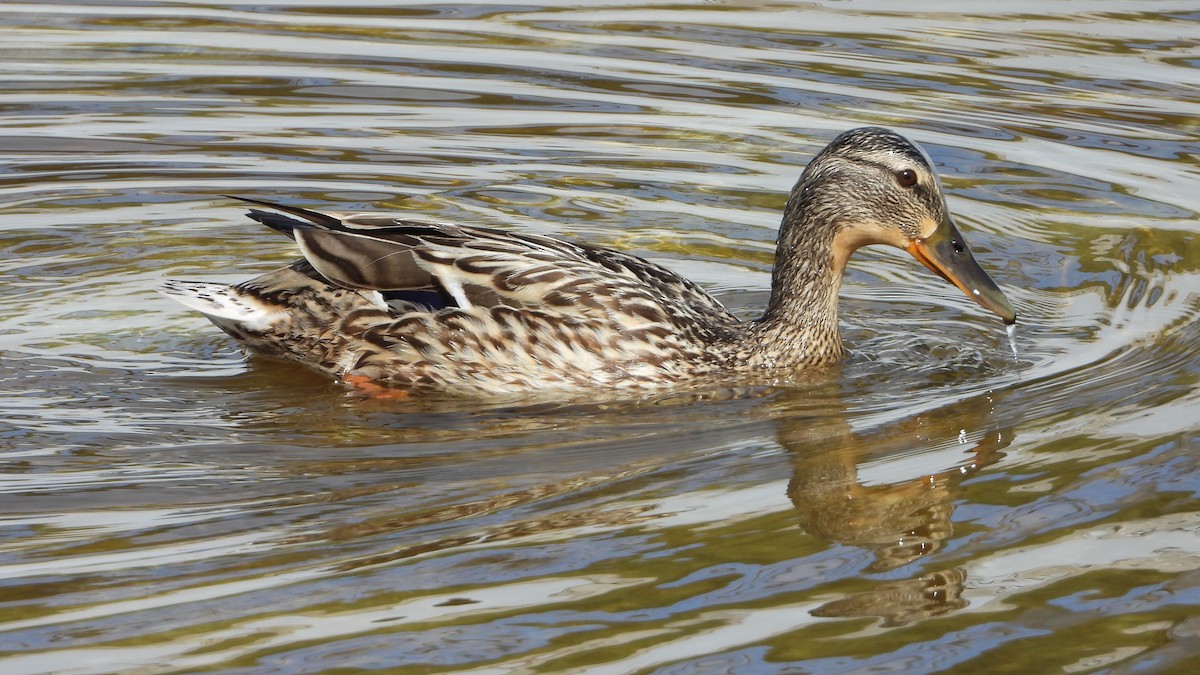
left=235, top=198, right=738, bottom=337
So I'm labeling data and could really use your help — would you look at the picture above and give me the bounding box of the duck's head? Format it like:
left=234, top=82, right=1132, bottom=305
left=785, top=126, right=1017, bottom=325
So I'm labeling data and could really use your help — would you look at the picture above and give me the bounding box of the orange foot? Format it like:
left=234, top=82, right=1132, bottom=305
left=343, top=373, right=411, bottom=399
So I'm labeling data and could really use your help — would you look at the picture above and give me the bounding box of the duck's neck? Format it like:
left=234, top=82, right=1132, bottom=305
left=741, top=181, right=850, bottom=369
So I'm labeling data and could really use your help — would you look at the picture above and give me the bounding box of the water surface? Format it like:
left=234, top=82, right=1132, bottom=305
left=2, top=2, right=1199, bottom=673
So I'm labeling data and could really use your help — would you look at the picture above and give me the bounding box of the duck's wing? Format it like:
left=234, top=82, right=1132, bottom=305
left=233, top=197, right=738, bottom=331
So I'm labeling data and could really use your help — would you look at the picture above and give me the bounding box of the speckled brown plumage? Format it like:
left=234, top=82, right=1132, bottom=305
left=162, top=127, right=1017, bottom=394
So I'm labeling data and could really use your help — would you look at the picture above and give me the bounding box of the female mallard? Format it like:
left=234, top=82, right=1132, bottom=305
left=163, top=127, right=1016, bottom=394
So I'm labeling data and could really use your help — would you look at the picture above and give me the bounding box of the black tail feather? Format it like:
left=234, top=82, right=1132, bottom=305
left=245, top=208, right=308, bottom=239
left=223, top=195, right=345, bottom=230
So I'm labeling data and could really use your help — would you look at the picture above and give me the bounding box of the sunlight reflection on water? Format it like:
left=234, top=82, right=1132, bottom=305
left=1, top=1, right=1198, bottom=673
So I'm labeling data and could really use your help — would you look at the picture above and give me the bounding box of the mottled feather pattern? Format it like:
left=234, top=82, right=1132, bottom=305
left=188, top=261, right=397, bottom=374
left=163, top=128, right=1015, bottom=393
left=170, top=214, right=742, bottom=393
left=297, top=214, right=740, bottom=343
left=348, top=305, right=710, bottom=392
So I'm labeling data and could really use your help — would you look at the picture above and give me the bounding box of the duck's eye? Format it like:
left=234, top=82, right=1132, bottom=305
left=895, top=169, right=918, bottom=188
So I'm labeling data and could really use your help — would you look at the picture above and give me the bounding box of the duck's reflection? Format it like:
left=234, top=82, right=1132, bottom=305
left=255, top=375, right=1014, bottom=629
left=773, top=387, right=1011, bottom=624
left=809, top=568, right=968, bottom=627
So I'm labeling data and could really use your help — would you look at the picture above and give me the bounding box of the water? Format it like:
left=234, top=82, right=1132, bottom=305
left=2, top=2, right=1199, bottom=672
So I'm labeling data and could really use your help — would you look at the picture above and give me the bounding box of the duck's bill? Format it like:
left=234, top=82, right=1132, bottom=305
left=906, top=217, right=1018, bottom=325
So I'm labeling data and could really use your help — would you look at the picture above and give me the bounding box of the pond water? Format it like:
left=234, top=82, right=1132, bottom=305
left=2, top=1, right=1199, bottom=673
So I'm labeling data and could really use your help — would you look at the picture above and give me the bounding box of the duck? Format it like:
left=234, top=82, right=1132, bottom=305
left=161, top=127, right=1017, bottom=394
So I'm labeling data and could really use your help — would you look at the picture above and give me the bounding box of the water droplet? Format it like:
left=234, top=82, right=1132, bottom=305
left=1006, top=323, right=1018, bottom=357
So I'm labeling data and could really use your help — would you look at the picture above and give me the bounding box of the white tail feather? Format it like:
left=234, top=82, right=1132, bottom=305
left=159, top=280, right=279, bottom=331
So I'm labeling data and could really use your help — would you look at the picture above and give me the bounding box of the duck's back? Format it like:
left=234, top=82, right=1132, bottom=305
left=163, top=203, right=744, bottom=392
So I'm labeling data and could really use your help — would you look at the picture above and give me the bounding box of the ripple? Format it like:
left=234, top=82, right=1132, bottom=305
left=1, top=2, right=1199, bottom=673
